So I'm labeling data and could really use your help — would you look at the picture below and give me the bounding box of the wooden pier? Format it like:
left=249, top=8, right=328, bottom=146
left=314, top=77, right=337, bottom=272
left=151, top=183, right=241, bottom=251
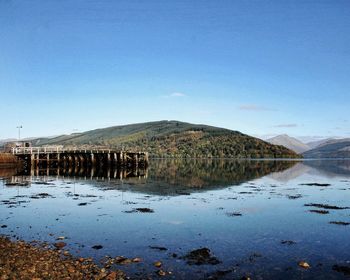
left=11, top=147, right=148, bottom=169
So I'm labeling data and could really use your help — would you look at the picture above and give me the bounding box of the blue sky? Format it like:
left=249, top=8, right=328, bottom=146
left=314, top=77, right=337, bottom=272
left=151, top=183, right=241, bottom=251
left=0, top=0, right=349, bottom=140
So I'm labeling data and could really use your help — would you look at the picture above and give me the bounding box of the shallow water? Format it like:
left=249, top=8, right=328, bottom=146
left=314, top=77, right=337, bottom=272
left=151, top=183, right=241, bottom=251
left=1, top=159, right=350, bottom=279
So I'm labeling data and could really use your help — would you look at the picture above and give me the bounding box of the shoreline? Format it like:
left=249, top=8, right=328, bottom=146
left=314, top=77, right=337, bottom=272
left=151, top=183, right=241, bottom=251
left=0, top=235, right=126, bottom=280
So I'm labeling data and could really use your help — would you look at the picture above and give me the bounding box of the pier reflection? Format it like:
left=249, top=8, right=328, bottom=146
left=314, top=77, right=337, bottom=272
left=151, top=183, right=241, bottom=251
left=3, top=165, right=148, bottom=187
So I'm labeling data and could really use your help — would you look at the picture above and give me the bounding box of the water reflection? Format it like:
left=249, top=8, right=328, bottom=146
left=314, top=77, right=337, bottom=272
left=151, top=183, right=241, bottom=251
left=2, top=165, right=148, bottom=187
left=1, top=159, right=350, bottom=279
left=304, top=159, right=350, bottom=177
left=269, top=160, right=350, bottom=182
left=1, top=159, right=297, bottom=195
left=143, top=159, right=298, bottom=195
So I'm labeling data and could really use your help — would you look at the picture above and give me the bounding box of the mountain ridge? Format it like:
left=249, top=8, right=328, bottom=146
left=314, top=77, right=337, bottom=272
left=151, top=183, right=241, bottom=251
left=33, top=120, right=300, bottom=159
left=303, top=139, right=350, bottom=158
left=266, top=134, right=310, bottom=153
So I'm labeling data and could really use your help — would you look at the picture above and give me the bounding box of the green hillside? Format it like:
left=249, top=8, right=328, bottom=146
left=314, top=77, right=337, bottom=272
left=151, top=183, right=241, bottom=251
left=35, top=121, right=300, bottom=158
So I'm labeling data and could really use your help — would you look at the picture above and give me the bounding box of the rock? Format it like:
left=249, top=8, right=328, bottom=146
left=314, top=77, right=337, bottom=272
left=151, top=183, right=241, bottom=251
left=157, top=269, right=166, bottom=276
left=298, top=261, right=311, bottom=269
left=92, top=245, right=103, bottom=250
left=225, top=212, right=242, bottom=217
left=114, top=256, right=132, bottom=265
left=183, top=248, right=221, bottom=265
left=149, top=246, right=168, bottom=251
left=287, top=194, right=303, bottom=199
left=329, top=221, right=350, bottom=226
left=120, top=259, right=132, bottom=265
left=115, top=256, right=127, bottom=263
left=132, top=257, right=142, bottom=263
left=106, top=271, right=118, bottom=280
left=300, top=183, right=331, bottom=187
left=78, top=202, right=88, bottom=206
left=54, top=242, right=67, bottom=249
left=154, top=261, right=162, bottom=268
left=281, top=240, right=296, bottom=245
left=304, top=203, right=349, bottom=210
left=333, top=264, right=350, bottom=275
left=67, top=266, right=75, bottom=274
left=309, top=210, right=329, bottom=214
left=135, top=208, right=154, bottom=213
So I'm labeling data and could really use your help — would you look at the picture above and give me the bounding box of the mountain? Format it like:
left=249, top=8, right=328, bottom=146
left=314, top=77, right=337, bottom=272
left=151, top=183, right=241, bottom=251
left=0, top=138, right=16, bottom=146
left=266, top=134, right=310, bottom=153
left=35, top=121, right=300, bottom=158
left=303, top=139, right=350, bottom=158
left=306, top=138, right=335, bottom=150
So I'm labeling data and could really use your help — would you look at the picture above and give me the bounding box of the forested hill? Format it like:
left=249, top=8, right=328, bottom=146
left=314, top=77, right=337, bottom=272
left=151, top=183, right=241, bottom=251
left=34, top=121, right=300, bottom=158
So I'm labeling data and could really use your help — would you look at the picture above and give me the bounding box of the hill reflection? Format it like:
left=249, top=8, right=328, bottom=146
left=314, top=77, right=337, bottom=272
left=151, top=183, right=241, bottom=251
left=149, top=159, right=297, bottom=187
left=1, top=159, right=298, bottom=195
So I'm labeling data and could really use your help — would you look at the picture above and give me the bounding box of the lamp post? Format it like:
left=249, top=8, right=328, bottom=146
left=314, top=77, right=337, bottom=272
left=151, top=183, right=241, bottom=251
left=16, top=125, right=22, bottom=141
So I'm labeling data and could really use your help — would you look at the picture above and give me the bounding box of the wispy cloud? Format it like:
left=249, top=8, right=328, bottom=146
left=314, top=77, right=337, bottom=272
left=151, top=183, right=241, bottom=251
left=161, top=92, right=187, bottom=98
left=273, top=124, right=298, bottom=128
left=170, top=92, right=186, bottom=97
left=238, top=104, right=276, bottom=111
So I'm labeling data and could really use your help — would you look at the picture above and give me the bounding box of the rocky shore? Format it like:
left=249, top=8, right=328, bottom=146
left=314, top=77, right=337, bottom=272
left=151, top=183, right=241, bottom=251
left=0, top=236, right=126, bottom=280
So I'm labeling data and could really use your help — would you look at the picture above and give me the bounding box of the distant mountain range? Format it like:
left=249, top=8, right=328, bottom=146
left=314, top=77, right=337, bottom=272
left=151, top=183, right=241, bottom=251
left=17, top=121, right=299, bottom=159
left=306, top=138, right=335, bottom=150
left=266, top=134, right=350, bottom=158
left=303, top=139, right=350, bottom=158
left=266, top=134, right=310, bottom=153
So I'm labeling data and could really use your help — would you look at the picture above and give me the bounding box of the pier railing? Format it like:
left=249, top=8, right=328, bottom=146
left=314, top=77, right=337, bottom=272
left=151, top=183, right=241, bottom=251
left=12, top=147, right=116, bottom=155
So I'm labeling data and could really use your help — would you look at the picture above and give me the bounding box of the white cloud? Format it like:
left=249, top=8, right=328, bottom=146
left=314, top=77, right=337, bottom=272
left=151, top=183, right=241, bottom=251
left=161, top=92, right=187, bottom=99
left=170, top=92, right=186, bottom=97
left=273, top=124, right=298, bottom=128
left=238, top=104, right=276, bottom=111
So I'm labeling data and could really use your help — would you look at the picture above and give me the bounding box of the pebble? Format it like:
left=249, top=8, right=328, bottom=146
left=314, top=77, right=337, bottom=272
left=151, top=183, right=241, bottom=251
left=157, top=269, right=166, bottom=276
left=298, top=261, right=311, bottom=269
left=54, top=242, right=67, bottom=249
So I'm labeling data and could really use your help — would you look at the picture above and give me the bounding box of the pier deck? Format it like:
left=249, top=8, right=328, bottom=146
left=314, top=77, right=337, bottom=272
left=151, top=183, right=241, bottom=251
left=11, top=147, right=148, bottom=169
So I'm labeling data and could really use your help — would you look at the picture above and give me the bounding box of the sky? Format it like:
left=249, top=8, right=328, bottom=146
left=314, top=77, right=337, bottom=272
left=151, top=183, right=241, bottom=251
left=0, top=0, right=349, bottom=141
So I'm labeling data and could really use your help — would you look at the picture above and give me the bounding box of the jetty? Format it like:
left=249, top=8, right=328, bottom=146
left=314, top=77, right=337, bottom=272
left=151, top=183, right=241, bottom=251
left=11, top=147, right=148, bottom=169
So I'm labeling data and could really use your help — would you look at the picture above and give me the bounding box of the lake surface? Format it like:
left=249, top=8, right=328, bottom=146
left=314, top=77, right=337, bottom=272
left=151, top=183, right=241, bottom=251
left=1, top=159, right=350, bottom=279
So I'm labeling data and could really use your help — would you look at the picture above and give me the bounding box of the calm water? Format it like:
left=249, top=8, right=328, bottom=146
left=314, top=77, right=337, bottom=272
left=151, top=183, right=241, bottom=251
left=0, top=159, right=350, bottom=279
